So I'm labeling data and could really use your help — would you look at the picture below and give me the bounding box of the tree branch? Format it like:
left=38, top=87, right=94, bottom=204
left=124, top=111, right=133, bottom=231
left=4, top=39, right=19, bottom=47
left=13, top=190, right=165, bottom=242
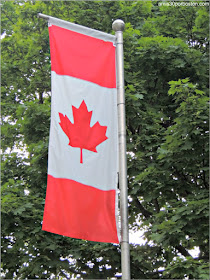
left=175, top=245, right=191, bottom=257
left=153, top=198, right=160, bottom=213
left=134, top=198, right=152, bottom=219
left=1, top=9, right=15, bottom=25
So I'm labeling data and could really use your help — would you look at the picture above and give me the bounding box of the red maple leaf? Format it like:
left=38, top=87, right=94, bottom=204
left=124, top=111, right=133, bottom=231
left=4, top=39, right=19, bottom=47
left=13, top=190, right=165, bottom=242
left=58, top=100, right=108, bottom=163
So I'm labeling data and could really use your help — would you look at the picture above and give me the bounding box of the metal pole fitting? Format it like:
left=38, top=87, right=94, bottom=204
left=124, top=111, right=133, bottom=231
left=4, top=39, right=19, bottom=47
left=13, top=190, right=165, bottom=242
left=37, top=13, right=50, bottom=20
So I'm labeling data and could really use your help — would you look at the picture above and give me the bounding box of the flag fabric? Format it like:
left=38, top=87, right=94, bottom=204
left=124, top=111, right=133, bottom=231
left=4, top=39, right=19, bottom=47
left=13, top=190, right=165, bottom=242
left=42, top=17, right=119, bottom=243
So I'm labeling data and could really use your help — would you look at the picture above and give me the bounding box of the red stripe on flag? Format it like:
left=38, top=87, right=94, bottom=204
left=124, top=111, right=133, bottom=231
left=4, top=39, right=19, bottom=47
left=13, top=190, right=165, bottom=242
left=49, top=25, right=116, bottom=88
left=42, top=175, right=119, bottom=243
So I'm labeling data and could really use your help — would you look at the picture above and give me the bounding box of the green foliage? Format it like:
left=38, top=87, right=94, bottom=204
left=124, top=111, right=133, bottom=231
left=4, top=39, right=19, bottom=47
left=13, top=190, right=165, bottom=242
left=1, top=1, right=209, bottom=279
left=163, top=257, right=210, bottom=279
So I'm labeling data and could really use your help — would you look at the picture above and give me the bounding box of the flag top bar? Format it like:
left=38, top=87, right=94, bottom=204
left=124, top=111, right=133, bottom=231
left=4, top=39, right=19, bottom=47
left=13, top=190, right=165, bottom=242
left=37, top=13, right=116, bottom=43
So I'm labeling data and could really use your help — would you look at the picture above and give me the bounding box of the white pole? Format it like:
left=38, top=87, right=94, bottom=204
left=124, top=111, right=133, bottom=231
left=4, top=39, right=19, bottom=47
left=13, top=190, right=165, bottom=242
left=112, top=19, right=130, bottom=280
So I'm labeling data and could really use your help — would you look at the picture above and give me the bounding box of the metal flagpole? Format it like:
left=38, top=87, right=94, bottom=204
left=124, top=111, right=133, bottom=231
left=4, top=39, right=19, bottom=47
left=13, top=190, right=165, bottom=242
left=112, top=20, right=131, bottom=280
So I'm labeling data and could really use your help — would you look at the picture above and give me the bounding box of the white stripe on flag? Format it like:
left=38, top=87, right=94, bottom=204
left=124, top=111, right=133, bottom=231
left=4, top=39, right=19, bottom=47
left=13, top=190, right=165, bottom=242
left=48, top=72, right=118, bottom=191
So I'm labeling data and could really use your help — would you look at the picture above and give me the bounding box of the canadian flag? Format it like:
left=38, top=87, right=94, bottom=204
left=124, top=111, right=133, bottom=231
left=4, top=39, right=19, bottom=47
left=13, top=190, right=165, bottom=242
left=42, top=17, right=119, bottom=243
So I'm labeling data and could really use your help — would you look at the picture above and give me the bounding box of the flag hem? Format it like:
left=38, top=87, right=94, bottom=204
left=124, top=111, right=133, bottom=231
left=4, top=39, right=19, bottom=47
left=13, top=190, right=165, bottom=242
left=48, top=17, right=116, bottom=43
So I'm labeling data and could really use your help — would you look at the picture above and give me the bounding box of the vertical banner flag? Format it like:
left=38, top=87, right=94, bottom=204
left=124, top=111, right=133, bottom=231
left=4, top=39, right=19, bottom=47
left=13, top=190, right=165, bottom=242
left=42, top=17, right=119, bottom=243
